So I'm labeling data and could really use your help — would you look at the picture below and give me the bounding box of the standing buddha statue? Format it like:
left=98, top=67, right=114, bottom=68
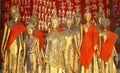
left=62, top=18, right=77, bottom=73
left=99, top=19, right=118, bottom=73
left=80, top=7, right=99, bottom=73
left=1, top=6, right=26, bottom=73
left=45, top=15, right=66, bottom=73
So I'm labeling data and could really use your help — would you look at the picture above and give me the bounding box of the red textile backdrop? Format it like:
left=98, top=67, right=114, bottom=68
left=1, top=0, right=120, bottom=62
left=3, top=0, right=110, bottom=31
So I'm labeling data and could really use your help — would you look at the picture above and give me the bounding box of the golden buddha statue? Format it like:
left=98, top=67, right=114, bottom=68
left=23, top=24, right=40, bottom=73
left=96, top=12, right=104, bottom=33
left=99, top=19, right=118, bottom=73
left=71, top=12, right=83, bottom=73
left=45, top=15, right=66, bottom=73
left=80, top=8, right=99, bottom=73
left=1, top=6, right=26, bottom=73
left=96, top=8, right=106, bottom=73
left=96, top=6, right=106, bottom=33
left=30, top=11, right=44, bottom=73
left=62, top=18, right=77, bottom=73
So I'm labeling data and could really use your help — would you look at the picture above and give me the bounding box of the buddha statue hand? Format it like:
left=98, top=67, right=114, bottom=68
left=1, top=50, right=5, bottom=60
left=115, top=55, right=119, bottom=66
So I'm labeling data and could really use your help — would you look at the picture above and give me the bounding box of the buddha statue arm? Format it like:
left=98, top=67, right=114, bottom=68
left=44, top=40, right=49, bottom=61
left=1, top=24, right=10, bottom=58
left=1, top=24, right=7, bottom=50
left=36, top=40, right=42, bottom=64
left=79, top=24, right=83, bottom=51
left=113, top=46, right=119, bottom=65
left=74, top=34, right=79, bottom=56
left=23, top=41, right=26, bottom=65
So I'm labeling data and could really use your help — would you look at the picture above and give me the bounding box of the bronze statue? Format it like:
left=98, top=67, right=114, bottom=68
left=23, top=24, right=40, bottom=73
left=30, top=11, right=44, bottom=73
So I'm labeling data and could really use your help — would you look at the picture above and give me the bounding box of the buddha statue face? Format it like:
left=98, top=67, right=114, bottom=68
left=97, top=12, right=104, bottom=25
left=74, top=13, right=81, bottom=25
left=10, top=6, right=17, bottom=19
left=75, top=17, right=80, bottom=25
left=51, top=18, right=58, bottom=30
left=27, top=28, right=33, bottom=36
left=66, top=19, right=72, bottom=29
left=84, top=12, right=92, bottom=23
left=13, top=12, right=21, bottom=23
left=27, top=25, right=34, bottom=36
left=98, top=17, right=102, bottom=24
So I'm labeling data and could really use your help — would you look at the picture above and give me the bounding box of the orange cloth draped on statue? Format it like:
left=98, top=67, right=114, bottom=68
left=100, top=31, right=118, bottom=62
left=6, top=22, right=26, bottom=50
left=80, top=24, right=99, bottom=68
left=34, top=30, right=44, bottom=50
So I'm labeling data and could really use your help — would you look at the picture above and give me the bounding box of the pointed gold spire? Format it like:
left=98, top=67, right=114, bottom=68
left=76, top=4, right=80, bottom=13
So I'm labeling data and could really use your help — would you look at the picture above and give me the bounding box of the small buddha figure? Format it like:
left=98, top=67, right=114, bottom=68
left=45, top=15, right=66, bottom=73
left=30, top=11, right=44, bottom=51
left=62, top=18, right=77, bottom=73
left=99, top=19, right=118, bottom=73
left=30, top=11, right=44, bottom=73
left=23, top=24, right=40, bottom=73
left=1, top=6, right=26, bottom=73
left=80, top=8, right=99, bottom=73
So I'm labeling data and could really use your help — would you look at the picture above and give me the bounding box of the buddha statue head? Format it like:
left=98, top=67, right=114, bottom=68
left=27, top=24, right=35, bottom=36
left=13, top=11, right=21, bottom=23
left=30, top=11, right=38, bottom=28
left=97, top=6, right=105, bottom=24
left=66, top=18, right=72, bottom=29
left=51, top=15, right=59, bottom=30
left=84, top=6, right=92, bottom=23
left=10, top=6, right=18, bottom=19
left=97, top=13, right=104, bottom=24
left=74, top=13, right=81, bottom=25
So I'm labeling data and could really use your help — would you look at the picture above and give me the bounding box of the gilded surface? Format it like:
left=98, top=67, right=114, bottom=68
left=99, top=30, right=117, bottom=73
left=62, top=29, right=75, bottom=73
left=45, top=30, right=65, bottom=68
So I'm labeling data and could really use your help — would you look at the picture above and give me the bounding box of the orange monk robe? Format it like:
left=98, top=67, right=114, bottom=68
left=80, top=24, right=99, bottom=68
left=57, top=28, right=63, bottom=32
left=100, top=31, right=118, bottom=62
left=34, top=30, right=44, bottom=50
left=6, top=22, right=26, bottom=50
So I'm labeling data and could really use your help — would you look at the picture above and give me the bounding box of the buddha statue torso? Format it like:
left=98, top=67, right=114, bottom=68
left=45, top=30, right=65, bottom=68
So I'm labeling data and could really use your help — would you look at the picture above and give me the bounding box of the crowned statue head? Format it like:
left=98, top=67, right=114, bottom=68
left=13, top=11, right=21, bottom=23
left=30, top=10, right=38, bottom=28
left=73, top=5, right=81, bottom=25
left=66, top=18, right=73, bottom=29
left=10, top=6, right=21, bottom=23
left=96, top=6, right=105, bottom=24
left=10, top=6, right=19, bottom=20
left=51, top=14, right=59, bottom=30
left=27, top=24, right=35, bottom=36
left=84, top=6, right=92, bottom=23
